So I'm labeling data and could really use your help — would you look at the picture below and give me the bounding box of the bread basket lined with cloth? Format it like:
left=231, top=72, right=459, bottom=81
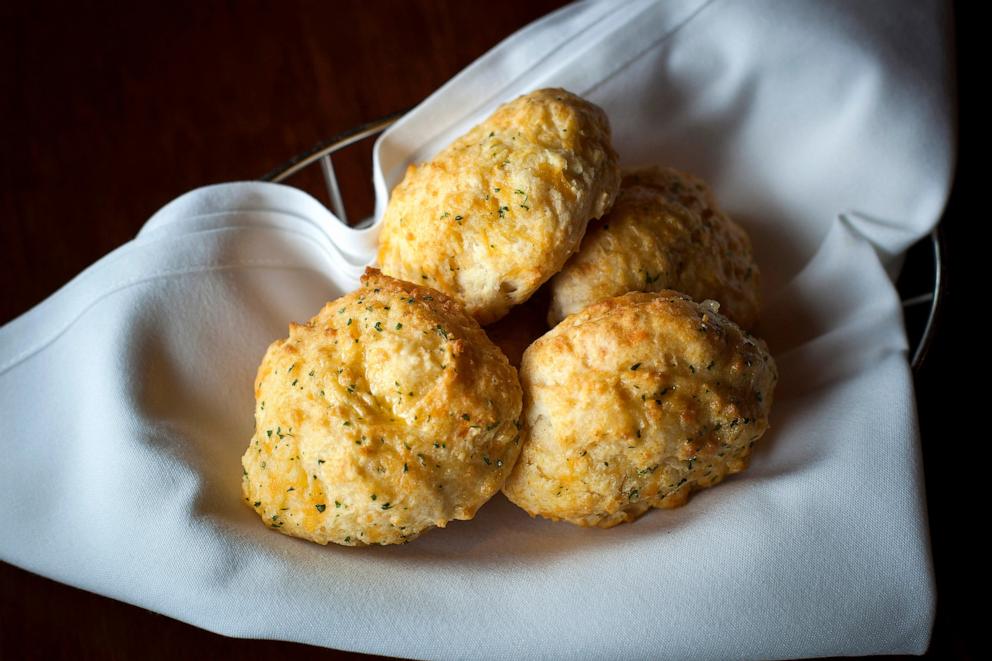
left=0, top=0, right=952, bottom=657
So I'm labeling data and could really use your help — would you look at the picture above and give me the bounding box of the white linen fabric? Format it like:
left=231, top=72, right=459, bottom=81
left=0, top=0, right=953, bottom=658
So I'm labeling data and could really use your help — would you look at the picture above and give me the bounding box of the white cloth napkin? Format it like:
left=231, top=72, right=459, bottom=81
left=0, top=0, right=953, bottom=658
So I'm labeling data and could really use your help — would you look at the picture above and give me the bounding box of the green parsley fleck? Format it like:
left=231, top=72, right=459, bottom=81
left=395, top=323, right=403, bottom=330
left=374, top=321, right=383, bottom=332
left=315, top=504, right=326, bottom=512
left=630, top=362, right=642, bottom=371
left=514, top=189, right=530, bottom=209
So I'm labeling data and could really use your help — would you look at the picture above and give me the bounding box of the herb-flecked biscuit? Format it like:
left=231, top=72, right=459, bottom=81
left=547, top=167, right=760, bottom=328
left=377, top=88, right=621, bottom=325
left=241, top=269, right=523, bottom=546
left=503, top=291, right=777, bottom=528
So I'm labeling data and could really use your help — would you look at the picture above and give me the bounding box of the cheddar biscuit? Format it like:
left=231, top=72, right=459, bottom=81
left=503, top=291, right=776, bottom=528
left=377, top=88, right=621, bottom=325
left=547, top=167, right=760, bottom=328
left=241, top=269, right=523, bottom=546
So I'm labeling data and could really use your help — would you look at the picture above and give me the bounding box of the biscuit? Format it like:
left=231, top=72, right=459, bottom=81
left=503, top=291, right=777, bottom=528
left=377, top=88, right=621, bottom=325
left=547, top=167, right=760, bottom=328
left=241, top=269, right=523, bottom=546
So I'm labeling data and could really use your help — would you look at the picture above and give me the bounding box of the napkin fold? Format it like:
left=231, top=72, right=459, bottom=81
left=1, top=0, right=953, bottom=658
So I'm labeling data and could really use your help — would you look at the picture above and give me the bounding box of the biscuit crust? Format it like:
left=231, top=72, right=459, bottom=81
left=547, top=167, right=760, bottom=328
left=503, top=291, right=777, bottom=528
left=377, top=88, right=621, bottom=325
left=241, top=270, right=523, bottom=546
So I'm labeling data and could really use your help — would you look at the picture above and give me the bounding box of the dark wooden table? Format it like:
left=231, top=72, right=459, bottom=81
left=1, top=1, right=975, bottom=658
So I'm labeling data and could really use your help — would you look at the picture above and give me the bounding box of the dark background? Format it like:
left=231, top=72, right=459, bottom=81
left=0, top=1, right=975, bottom=659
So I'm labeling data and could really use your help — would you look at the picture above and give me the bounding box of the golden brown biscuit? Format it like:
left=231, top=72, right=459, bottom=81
left=377, top=88, right=621, bottom=325
left=547, top=167, right=760, bottom=328
left=503, top=291, right=777, bottom=528
left=241, top=269, right=523, bottom=546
